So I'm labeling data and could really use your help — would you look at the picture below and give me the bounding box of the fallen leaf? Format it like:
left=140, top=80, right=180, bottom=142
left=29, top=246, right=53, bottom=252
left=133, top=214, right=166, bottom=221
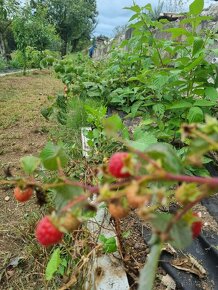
left=171, top=254, right=206, bottom=278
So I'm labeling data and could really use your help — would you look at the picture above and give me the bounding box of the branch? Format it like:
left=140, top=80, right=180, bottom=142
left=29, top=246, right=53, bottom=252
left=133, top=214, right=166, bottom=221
left=164, top=172, right=218, bottom=188
left=162, top=193, right=206, bottom=241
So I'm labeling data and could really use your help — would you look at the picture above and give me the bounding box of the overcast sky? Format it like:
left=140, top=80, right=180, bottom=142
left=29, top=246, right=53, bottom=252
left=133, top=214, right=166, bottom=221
left=94, top=0, right=213, bottom=36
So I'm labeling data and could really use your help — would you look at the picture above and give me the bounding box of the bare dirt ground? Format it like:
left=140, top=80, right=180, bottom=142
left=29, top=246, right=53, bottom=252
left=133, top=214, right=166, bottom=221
left=0, top=70, right=63, bottom=289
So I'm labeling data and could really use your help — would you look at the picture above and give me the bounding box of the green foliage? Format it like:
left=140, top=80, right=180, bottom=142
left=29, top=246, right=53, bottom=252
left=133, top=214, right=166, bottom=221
left=189, top=0, right=204, bottom=16
left=99, top=235, right=117, bottom=253
left=20, top=155, right=41, bottom=175
left=40, top=142, right=68, bottom=170
left=12, top=4, right=60, bottom=73
left=52, top=0, right=217, bottom=149
left=187, top=107, right=204, bottom=123
left=145, top=143, right=183, bottom=174
left=53, top=184, right=83, bottom=210
left=0, top=55, right=7, bottom=70
left=46, top=248, right=61, bottom=281
left=151, top=213, right=192, bottom=249
left=44, top=0, right=97, bottom=54
left=0, top=0, right=19, bottom=58
left=10, top=48, right=60, bottom=69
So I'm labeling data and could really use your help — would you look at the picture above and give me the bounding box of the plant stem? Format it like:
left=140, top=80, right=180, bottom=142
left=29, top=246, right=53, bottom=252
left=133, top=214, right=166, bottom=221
left=192, top=129, right=218, bottom=150
left=162, top=193, right=205, bottom=241
left=61, top=194, right=88, bottom=212
left=164, top=172, right=218, bottom=187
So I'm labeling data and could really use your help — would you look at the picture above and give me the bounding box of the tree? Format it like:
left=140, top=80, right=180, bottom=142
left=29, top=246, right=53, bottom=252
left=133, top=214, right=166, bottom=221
left=0, top=0, right=19, bottom=59
left=46, top=0, right=97, bottom=55
left=12, top=4, right=59, bottom=74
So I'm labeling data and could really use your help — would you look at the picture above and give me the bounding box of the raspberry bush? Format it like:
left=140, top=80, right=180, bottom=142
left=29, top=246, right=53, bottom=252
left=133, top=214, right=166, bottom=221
left=1, top=0, right=218, bottom=289
left=1, top=116, right=218, bottom=289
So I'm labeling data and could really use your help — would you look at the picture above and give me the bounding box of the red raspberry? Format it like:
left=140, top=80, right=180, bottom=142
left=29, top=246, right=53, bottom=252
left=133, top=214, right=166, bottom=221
left=35, top=216, right=63, bottom=246
left=191, top=213, right=202, bottom=239
left=108, top=152, right=131, bottom=178
left=14, top=186, right=33, bottom=202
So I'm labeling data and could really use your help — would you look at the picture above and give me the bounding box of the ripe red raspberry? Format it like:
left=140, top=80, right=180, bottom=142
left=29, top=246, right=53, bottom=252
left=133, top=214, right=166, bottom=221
left=14, top=186, right=33, bottom=202
left=108, top=152, right=131, bottom=178
left=35, top=216, right=63, bottom=246
left=191, top=213, right=202, bottom=239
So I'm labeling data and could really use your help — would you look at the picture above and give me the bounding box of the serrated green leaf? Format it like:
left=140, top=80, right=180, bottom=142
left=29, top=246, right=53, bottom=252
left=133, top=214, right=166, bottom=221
left=103, top=237, right=117, bottom=253
left=99, top=235, right=117, bottom=253
left=145, top=3, right=152, bottom=11
left=46, top=248, right=61, bottom=281
left=165, top=28, right=191, bottom=38
left=192, top=167, right=210, bottom=177
left=99, top=234, right=107, bottom=243
left=192, top=37, right=204, bottom=56
left=153, top=104, right=165, bottom=118
left=103, top=114, right=123, bottom=132
left=184, top=54, right=204, bottom=72
left=205, top=87, right=218, bottom=101
left=20, top=156, right=41, bottom=175
left=193, top=99, right=216, bottom=107
left=40, top=142, right=68, bottom=171
left=171, top=220, right=193, bottom=249
left=145, top=143, right=183, bottom=173
left=128, top=132, right=157, bottom=151
left=129, top=13, right=139, bottom=22
left=189, top=0, right=204, bottom=15
left=151, top=213, right=171, bottom=232
left=138, top=241, right=162, bottom=290
left=166, top=101, right=192, bottom=110
left=124, top=5, right=141, bottom=13
left=130, top=101, right=143, bottom=117
left=53, top=185, right=83, bottom=210
left=187, top=107, right=204, bottom=123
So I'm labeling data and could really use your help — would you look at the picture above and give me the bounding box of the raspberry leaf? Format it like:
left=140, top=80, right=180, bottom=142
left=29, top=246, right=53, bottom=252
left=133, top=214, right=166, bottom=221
left=53, top=185, right=83, bottom=210
left=170, top=220, right=193, bottom=249
left=99, top=235, right=117, bottom=253
left=40, top=142, right=68, bottom=170
left=145, top=143, right=183, bottom=174
left=46, top=248, right=61, bottom=281
left=20, top=155, right=41, bottom=175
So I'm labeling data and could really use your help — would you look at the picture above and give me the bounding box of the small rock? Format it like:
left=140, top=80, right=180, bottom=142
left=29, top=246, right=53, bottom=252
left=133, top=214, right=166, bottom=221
left=6, top=270, right=15, bottom=278
left=198, top=211, right=202, bottom=218
left=134, top=243, right=141, bottom=249
left=161, top=274, right=176, bottom=290
left=22, top=146, right=29, bottom=153
left=5, top=196, right=10, bottom=201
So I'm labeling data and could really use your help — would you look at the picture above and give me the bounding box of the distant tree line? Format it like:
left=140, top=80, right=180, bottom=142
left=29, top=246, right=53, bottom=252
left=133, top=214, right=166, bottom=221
left=0, top=0, right=98, bottom=61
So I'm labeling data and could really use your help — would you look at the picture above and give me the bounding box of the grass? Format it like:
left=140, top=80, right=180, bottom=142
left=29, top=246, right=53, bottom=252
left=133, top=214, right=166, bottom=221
left=0, top=70, right=64, bottom=289
left=51, top=96, right=104, bottom=158
left=0, top=70, right=63, bottom=129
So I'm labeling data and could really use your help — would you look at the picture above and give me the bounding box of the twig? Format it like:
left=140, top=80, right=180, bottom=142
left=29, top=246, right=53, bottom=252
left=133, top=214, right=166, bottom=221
left=162, top=193, right=206, bottom=241
left=58, top=244, right=102, bottom=290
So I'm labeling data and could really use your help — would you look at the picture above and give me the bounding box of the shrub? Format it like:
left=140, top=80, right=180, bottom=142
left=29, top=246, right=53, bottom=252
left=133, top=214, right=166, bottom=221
left=10, top=47, right=60, bottom=69
left=0, top=56, right=8, bottom=71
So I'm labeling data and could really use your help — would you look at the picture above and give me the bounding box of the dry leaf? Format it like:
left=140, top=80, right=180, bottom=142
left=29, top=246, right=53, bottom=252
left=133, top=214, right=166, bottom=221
left=171, top=254, right=206, bottom=278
